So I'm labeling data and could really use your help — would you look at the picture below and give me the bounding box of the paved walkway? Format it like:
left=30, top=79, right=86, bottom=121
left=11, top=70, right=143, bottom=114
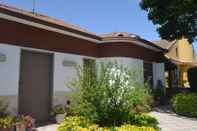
left=37, top=124, right=58, bottom=131
left=150, top=106, right=197, bottom=131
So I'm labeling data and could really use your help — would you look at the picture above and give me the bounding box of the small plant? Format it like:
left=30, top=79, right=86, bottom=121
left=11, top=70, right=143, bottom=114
left=129, top=114, right=159, bottom=130
left=171, top=93, right=197, bottom=118
left=0, top=116, right=13, bottom=129
left=50, top=105, right=66, bottom=117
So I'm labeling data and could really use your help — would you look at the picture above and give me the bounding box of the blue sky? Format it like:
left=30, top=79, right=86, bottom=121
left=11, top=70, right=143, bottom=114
left=1, top=0, right=160, bottom=41
left=1, top=0, right=197, bottom=51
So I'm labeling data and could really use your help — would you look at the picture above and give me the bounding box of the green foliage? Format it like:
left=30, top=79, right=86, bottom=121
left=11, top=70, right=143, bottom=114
left=129, top=85, right=153, bottom=113
left=68, top=62, right=153, bottom=126
left=140, top=0, right=197, bottom=42
left=171, top=93, right=197, bottom=117
left=116, top=125, right=156, bottom=131
left=0, top=99, right=9, bottom=117
left=58, top=116, right=157, bottom=131
left=0, top=116, right=13, bottom=129
left=50, top=105, right=66, bottom=117
left=129, top=114, right=159, bottom=130
left=58, top=116, right=91, bottom=131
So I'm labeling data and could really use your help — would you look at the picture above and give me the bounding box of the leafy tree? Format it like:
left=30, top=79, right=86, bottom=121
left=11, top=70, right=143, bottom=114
left=140, top=0, right=197, bottom=42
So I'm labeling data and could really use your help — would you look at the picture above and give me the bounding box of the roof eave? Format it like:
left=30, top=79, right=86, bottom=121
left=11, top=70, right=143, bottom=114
left=0, top=4, right=102, bottom=42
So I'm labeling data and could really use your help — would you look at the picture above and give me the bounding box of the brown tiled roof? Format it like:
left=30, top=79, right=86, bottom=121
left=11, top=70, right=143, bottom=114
left=0, top=4, right=166, bottom=52
left=0, top=4, right=101, bottom=40
left=101, top=32, right=167, bottom=51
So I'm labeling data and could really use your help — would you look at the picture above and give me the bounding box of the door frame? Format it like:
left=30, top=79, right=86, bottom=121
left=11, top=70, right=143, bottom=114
left=18, top=49, right=54, bottom=122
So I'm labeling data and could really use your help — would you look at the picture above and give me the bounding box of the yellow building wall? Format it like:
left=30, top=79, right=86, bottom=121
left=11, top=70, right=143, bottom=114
left=177, top=38, right=196, bottom=62
left=166, top=38, right=196, bottom=62
left=166, top=43, right=178, bottom=60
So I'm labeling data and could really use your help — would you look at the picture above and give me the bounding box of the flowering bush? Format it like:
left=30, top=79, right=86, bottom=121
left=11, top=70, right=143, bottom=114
left=68, top=61, right=153, bottom=126
left=14, top=115, right=35, bottom=130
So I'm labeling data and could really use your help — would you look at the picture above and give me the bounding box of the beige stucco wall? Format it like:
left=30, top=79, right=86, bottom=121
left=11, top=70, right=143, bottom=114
left=0, top=43, right=165, bottom=114
left=53, top=53, right=85, bottom=106
left=0, top=44, right=20, bottom=115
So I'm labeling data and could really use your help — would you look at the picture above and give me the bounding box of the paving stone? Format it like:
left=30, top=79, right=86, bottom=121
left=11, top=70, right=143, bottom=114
left=37, top=124, right=58, bottom=131
left=150, top=109, right=197, bottom=131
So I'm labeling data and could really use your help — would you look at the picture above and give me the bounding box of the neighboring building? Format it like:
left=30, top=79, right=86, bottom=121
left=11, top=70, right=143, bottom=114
left=154, top=38, right=197, bottom=89
left=0, top=4, right=166, bottom=123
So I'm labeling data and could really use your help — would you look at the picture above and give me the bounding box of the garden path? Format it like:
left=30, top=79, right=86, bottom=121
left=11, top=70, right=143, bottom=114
left=37, top=124, right=58, bottom=131
left=150, top=106, right=197, bottom=131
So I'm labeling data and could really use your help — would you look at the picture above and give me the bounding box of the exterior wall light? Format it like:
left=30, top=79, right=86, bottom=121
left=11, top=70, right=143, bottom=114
left=0, top=53, right=6, bottom=62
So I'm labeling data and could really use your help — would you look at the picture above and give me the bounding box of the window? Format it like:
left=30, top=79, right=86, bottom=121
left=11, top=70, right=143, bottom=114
left=143, top=61, right=153, bottom=87
left=176, top=47, right=178, bottom=57
left=83, top=58, right=96, bottom=81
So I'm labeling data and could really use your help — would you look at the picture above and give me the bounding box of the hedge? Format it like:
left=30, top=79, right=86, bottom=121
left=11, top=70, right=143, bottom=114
left=171, top=93, right=197, bottom=117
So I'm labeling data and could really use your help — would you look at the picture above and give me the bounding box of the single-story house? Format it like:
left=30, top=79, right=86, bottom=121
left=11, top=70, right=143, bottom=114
left=0, top=4, right=166, bottom=123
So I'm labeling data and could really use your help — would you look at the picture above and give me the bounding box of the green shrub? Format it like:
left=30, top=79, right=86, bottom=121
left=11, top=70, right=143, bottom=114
left=0, top=116, right=13, bottom=129
left=130, top=114, right=159, bottom=130
left=171, top=93, right=197, bottom=117
left=58, top=116, right=90, bottom=131
left=68, top=62, right=153, bottom=126
left=58, top=116, right=157, bottom=131
left=129, top=86, right=153, bottom=113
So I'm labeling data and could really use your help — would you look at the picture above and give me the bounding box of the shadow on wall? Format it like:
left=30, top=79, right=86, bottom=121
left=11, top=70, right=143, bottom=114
left=53, top=91, right=70, bottom=107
